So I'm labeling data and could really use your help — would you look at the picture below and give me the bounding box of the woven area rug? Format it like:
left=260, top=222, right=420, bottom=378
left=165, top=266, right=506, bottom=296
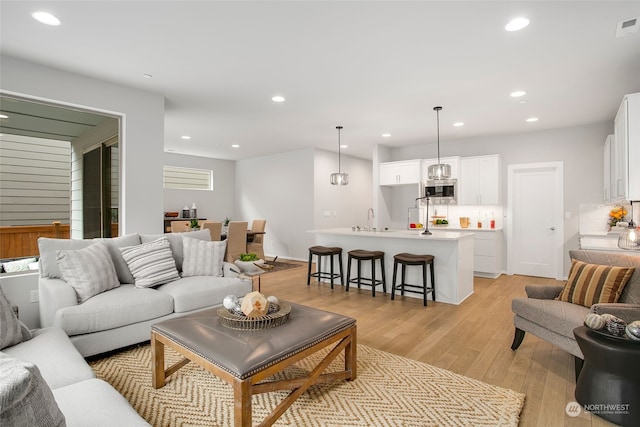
left=89, top=344, right=524, bottom=427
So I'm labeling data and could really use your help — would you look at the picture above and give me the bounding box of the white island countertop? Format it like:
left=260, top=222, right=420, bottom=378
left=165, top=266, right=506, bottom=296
left=309, top=228, right=475, bottom=241
left=308, top=227, right=474, bottom=305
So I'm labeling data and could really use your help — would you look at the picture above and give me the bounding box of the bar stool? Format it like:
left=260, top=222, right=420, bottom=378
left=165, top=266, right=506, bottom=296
left=307, top=246, right=344, bottom=289
left=346, top=249, right=386, bottom=297
left=391, top=253, right=435, bottom=306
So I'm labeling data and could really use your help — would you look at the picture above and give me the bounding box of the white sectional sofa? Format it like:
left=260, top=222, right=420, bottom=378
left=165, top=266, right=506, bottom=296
left=37, top=229, right=253, bottom=357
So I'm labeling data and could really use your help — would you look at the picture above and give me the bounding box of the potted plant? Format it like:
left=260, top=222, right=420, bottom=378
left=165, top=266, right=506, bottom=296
left=190, top=218, right=200, bottom=230
left=234, top=252, right=265, bottom=273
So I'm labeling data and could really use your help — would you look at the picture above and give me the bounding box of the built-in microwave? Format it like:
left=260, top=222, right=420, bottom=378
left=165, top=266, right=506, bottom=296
left=422, top=179, right=457, bottom=204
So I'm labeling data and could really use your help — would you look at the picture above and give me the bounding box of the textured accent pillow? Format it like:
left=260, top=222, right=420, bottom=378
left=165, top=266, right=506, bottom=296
left=556, top=259, right=636, bottom=308
left=0, top=353, right=66, bottom=427
left=120, top=237, right=180, bottom=288
left=57, top=242, right=120, bottom=303
left=0, top=288, right=25, bottom=350
left=1, top=258, right=37, bottom=273
left=93, top=234, right=141, bottom=284
left=182, top=236, right=227, bottom=277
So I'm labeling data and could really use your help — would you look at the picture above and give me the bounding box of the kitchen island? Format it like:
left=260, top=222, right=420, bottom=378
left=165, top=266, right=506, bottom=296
left=309, top=228, right=474, bottom=305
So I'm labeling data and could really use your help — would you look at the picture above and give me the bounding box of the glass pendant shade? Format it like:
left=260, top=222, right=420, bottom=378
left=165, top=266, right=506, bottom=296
left=427, top=163, right=451, bottom=180
left=330, top=172, right=349, bottom=185
left=618, top=201, right=639, bottom=251
left=330, top=125, right=348, bottom=186
left=427, top=106, right=451, bottom=180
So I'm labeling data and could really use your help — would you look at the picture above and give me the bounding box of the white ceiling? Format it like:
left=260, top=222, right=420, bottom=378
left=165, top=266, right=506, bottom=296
left=1, top=1, right=639, bottom=161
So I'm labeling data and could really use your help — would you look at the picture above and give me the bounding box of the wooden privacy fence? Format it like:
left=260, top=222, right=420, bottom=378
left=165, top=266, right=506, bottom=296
left=0, top=222, right=70, bottom=260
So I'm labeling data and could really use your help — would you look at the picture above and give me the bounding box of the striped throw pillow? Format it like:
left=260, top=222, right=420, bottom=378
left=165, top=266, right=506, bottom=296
left=556, top=259, right=635, bottom=308
left=182, top=236, right=227, bottom=277
left=57, top=242, right=120, bottom=303
left=120, top=237, right=180, bottom=288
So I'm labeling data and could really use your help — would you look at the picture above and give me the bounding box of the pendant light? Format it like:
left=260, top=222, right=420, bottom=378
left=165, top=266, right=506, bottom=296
left=618, top=201, right=640, bottom=251
left=330, top=125, right=349, bottom=185
left=427, top=106, right=451, bottom=180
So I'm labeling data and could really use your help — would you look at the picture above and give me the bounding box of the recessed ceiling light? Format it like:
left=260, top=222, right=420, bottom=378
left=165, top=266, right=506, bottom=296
left=381, top=133, right=391, bottom=138
left=505, top=17, right=529, bottom=32
left=453, top=122, right=464, bottom=127
left=143, top=74, right=153, bottom=79
left=232, top=144, right=240, bottom=148
left=32, top=11, right=61, bottom=26
left=181, top=136, right=191, bottom=140
left=526, top=117, right=539, bottom=122
left=271, top=96, right=285, bottom=103
left=510, top=90, right=526, bottom=97
left=0, top=114, right=8, bottom=119
left=340, top=145, right=348, bottom=149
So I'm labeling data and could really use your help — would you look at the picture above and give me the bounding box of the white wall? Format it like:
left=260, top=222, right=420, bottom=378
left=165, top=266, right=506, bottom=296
left=163, top=152, right=236, bottom=223
left=0, top=272, right=39, bottom=329
left=235, top=148, right=372, bottom=261
left=1, top=55, right=165, bottom=235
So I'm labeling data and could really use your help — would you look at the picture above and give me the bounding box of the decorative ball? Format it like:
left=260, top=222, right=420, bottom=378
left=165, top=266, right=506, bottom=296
left=600, top=313, right=617, bottom=323
left=267, top=295, right=279, bottom=305
left=223, top=295, right=238, bottom=310
left=626, top=320, right=640, bottom=341
left=605, top=315, right=627, bottom=336
left=267, top=302, right=280, bottom=314
left=241, top=291, right=269, bottom=318
left=584, top=313, right=605, bottom=330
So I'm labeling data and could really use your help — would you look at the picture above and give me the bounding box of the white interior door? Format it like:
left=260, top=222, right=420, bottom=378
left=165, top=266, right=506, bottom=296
left=507, top=162, right=564, bottom=279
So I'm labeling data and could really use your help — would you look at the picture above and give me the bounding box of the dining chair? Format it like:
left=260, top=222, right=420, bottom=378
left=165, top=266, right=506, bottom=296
left=170, top=220, right=190, bottom=233
left=246, top=219, right=266, bottom=260
left=225, top=221, right=248, bottom=262
left=201, top=221, right=222, bottom=241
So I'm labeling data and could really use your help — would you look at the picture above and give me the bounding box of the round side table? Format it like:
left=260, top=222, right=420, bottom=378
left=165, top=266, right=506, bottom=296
left=574, top=326, right=640, bottom=426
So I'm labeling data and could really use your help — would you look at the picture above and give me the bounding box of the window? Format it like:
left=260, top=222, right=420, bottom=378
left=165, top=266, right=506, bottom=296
left=163, top=166, right=213, bottom=191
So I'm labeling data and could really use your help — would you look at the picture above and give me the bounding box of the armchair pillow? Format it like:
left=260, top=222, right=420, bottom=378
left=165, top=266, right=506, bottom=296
left=120, top=237, right=180, bottom=288
left=556, top=259, right=635, bottom=308
left=181, top=236, right=226, bottom=277
left=57, top=242, right=120, bottom=303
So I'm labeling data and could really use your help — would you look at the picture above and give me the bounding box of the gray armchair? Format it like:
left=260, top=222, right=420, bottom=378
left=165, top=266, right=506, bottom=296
left=511, top=250, right=640, bottom=377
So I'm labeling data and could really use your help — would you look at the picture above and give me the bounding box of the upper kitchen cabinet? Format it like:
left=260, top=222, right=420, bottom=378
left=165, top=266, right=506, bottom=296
left=420, top=156, right=460, bottom=180
left=603, top=134, right=613, bottom=202
left=459, top=155, right=503, bottom=205
left=612, top=92, right=640, bottom=201
left=379, top=160, right=422, bottom=186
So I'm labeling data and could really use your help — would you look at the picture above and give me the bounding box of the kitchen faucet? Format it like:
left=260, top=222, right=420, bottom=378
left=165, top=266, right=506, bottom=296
left=367, top=208, right=375, bottom=231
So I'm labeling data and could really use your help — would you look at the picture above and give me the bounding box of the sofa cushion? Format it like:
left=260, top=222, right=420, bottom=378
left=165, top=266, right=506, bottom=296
left=38, top=238, right=94, bottom=279
left=157, top=276, right=252, bottom=313
left=120, top=237, right=180, bottom=288
left=2, top=328, right=95, bottom=390
left=140, top=229, right=211, bottom=272
left=93, top=234, right=140, bottom=284
left=52, top=378, right=149, bottom=426
left=512, top=297, right=590, bottom=339
left=570, top=249, right=640, bottom=304
left=1, top=257, right=37, bottom=273
left=54, top=285, right=174, bottom=336
left=0, top=287, right=28, bottom=350
left=0, top=353, right=66, bottom=427
left=556, top=259, right=635, bottom=308
left=57, top=242, right=120, bottom=303
left=181, top=236, right=226, bottom=277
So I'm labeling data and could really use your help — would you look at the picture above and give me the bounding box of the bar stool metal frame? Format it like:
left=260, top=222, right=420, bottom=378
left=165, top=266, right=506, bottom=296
left=346, top=250, right=386, bottom=297
left=391, top=253, right=436, bottom=306
left=307, top=246, right=344, bottom=289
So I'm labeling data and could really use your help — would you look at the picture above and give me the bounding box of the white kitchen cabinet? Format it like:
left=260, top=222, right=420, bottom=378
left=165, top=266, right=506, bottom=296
left=379, top=160, right=421, bottom=186
left=459, top=155, right=503, bottom=205
left=420, top=156, right=460, bottom=180
left=603, top=134, right=613, bottom=202
left=473, top=231, right=503, bottom=278
left=613, top=92, right=640, bottom=201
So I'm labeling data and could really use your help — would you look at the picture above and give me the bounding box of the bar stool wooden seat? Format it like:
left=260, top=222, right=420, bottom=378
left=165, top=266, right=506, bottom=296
left=307, top=246, right=344, bottom=289
left=346, top=249, right=386, bottom=297
left=391, top=253, right=435, bottom=306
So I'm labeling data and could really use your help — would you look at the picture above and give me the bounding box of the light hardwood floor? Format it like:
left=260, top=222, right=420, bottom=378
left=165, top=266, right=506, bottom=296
left=257, top=260, right=616, bottom=427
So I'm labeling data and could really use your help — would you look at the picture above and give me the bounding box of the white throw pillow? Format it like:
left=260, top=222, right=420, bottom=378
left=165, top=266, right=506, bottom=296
left=57, top=242, right=120, bottom=303
left=120, top=237, right=180, bottom=288
left=182, top=236, right=227, bottom=277
left=1, top=258, right=37, bottom=273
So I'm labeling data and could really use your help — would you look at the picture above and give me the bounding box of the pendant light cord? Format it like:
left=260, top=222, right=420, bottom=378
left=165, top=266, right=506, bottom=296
left=434, top=106, right=442, bottom=164
left=336, top=125, right=343, bottom=174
